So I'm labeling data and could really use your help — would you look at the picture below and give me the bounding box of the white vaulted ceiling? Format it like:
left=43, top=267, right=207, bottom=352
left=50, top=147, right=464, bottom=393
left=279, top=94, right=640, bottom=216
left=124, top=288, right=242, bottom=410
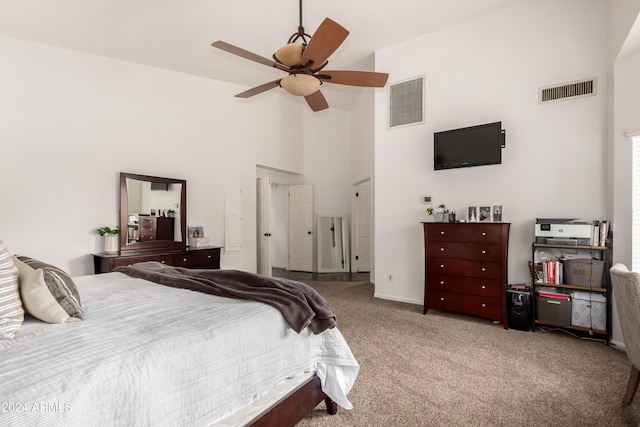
left=0, top=0, right=526, bottom=111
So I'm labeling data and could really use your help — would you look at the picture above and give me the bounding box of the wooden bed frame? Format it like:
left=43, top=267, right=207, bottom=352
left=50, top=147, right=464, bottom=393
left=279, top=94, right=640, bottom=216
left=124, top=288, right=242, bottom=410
left=249, top=375, right=337, bottom=426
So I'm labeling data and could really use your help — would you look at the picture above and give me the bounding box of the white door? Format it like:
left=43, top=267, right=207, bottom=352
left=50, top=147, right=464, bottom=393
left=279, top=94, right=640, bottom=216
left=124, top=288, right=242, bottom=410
left=289, top=184, right=313, bottom=272
left=257, top=177, right=272, bottom=276
left=355, top=183, right=371, bottom=272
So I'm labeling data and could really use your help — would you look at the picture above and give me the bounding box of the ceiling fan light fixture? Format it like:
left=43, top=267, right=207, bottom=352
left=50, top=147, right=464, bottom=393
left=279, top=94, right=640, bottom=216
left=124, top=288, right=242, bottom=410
left=274, top=43, right=303, bottom=67
left=280, top=74, right=320, bottom=97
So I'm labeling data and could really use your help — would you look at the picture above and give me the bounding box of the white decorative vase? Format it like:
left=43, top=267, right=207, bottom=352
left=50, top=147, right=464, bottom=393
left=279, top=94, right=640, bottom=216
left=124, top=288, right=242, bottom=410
left=433, top=213, right=445, bottom=222
left=104, top=234, right=118, bottom=254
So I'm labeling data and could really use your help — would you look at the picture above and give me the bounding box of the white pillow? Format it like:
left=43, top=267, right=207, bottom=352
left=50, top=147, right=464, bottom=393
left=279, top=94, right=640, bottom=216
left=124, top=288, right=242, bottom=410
left=14, top=256, right=81, bottom=324
left=0, top=241, right=24, bottom=339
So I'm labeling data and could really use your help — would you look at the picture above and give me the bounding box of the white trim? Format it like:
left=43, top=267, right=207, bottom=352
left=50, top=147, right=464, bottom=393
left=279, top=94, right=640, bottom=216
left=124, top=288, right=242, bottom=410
left=625, top=128, right=640, bottom=138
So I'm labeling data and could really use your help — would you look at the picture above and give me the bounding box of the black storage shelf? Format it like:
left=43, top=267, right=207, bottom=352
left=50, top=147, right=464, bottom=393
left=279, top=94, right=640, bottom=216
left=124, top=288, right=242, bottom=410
left=531, top=241, right=612, bottom=344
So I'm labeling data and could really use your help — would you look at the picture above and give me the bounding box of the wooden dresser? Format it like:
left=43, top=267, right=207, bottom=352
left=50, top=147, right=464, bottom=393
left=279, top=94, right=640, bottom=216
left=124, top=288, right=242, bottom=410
left=422, top=222, right=510, bottom=328
left=138, top=216, right=175, bottom=242
left=93, top=246, right=222, bottom=274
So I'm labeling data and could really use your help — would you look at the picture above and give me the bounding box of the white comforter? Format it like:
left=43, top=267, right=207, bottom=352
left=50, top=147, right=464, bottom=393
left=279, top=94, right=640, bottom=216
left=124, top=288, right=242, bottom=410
left=0, top=272, right=359, bottom=426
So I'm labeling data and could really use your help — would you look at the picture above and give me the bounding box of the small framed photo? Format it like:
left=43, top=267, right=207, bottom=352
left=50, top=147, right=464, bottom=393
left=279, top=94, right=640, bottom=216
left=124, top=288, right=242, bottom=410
left=478, top=206, right=492, bottom=222
left=491, top=205, right=503, bottom=222
left=188, top=225, right=204, bottom=238
left=467, top=206, right=478, bottom=222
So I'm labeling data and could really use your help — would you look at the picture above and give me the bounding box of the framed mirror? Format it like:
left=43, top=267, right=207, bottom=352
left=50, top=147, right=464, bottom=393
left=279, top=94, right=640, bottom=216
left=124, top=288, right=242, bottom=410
left=119, top=172, right=186, bottom=253
left=317, top=215, right=350, bottom=273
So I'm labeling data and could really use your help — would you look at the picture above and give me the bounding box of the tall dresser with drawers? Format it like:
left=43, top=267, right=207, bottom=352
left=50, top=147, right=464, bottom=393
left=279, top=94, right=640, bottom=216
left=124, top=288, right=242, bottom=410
left=422, top=222, right=510, bottom=328
left=138, top=216, right=175, bottom=242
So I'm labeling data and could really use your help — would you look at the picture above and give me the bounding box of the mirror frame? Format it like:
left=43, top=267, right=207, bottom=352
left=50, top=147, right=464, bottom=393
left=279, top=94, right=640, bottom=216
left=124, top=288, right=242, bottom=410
left=316, top=214, right=350, bottom=273
left=119, top=172, right=187, bottom=253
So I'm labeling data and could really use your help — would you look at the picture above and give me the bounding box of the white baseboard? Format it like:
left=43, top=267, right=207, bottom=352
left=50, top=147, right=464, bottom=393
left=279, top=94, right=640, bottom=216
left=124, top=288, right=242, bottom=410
left=609, top=339, right=626, bottom=351
left=373, top=292, right=422, bottom=306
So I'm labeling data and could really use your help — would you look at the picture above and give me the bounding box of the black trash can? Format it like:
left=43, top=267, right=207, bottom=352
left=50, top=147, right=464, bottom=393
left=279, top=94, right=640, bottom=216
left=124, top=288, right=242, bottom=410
left=507, top=286, right=532, bottom=331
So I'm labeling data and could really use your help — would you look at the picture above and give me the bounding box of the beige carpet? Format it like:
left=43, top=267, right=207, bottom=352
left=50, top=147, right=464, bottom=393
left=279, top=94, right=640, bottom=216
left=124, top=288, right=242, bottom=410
left=297, top=281, right=640, bottom=426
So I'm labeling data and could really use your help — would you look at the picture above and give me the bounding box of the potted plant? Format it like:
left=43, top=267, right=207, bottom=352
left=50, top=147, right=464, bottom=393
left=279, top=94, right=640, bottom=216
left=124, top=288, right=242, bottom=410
left=426, top=204, right=449, bottom=222
left=97, top=226, right=119, bottom=254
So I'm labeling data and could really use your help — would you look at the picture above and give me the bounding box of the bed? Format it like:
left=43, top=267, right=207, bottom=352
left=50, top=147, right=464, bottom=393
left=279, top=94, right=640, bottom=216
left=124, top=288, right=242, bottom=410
left=0, top=256, right=359, bottom=426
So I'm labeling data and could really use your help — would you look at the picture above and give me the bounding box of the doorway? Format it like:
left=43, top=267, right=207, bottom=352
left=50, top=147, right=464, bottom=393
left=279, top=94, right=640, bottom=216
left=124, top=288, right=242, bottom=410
left=257, top=175, right=314, bottom=276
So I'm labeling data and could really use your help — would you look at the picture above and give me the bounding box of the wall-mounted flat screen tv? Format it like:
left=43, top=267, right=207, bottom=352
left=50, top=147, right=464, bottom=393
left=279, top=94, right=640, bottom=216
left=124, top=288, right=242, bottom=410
left=433, top=121, right=504, bottom=170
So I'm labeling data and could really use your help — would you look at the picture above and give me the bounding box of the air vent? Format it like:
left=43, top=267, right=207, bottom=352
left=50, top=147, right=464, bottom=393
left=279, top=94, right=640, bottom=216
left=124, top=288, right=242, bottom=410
left=539, top=78, right=596, bottom=104
left=389, top=76, right=424, bottom=128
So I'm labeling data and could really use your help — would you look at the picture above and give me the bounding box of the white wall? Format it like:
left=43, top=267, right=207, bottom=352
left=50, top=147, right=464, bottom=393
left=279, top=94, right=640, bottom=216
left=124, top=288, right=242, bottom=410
left=0, top=35, right=311, bottom=275
left=302, top=109, right=352, bottom=216
left=374, top=0, right=608, bottom=304
left=612, top=9, right=640, bottom=274
left=350, top=90, right=376, bottom=279
left=611, top=21, right=640, bottom=347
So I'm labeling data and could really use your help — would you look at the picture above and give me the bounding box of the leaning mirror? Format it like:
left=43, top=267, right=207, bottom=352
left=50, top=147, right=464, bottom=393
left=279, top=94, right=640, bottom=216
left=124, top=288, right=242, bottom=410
left=120, top=172, right=186, bottom=253
left=317, top=215, right=350, bottom=273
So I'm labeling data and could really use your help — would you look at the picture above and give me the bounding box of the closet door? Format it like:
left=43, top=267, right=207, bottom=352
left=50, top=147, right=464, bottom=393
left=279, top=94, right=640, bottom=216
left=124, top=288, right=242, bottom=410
left=257, top=177, right=272, bottom=276
left=289, top=184, right=313, bottom=272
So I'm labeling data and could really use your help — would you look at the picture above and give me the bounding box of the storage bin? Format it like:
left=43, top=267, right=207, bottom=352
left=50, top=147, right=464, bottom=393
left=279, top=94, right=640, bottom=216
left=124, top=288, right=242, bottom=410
left=571, top=291, right=606, bottom=331
left=536, top=295, right=571, bottom=325
left=188, top=237, right=210, bottom=248
left=563, top=259, right=605, bottom=288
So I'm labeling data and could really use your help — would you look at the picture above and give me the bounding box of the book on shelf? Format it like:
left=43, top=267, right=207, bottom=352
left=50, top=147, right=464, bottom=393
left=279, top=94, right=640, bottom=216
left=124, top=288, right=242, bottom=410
left=599, top=221, right=608, bottom=247
left=585, top=219, right=610, bottom=246
left=540, top=259, right=563, bottom=285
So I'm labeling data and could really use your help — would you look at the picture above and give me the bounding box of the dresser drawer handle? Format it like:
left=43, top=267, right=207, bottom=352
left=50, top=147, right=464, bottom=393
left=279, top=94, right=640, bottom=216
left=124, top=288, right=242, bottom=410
left=481, top=285, right=486, bottom=289
left=481, top=250, right=486, bottom=254
left=440, top=231, right=445, bottom=235
left=208, top=255, right=212, bottom=258
left=440, top=297, right=445, bottom=301
left=481, top=267, right=486, bottom=272
left=161, top=260, right=165, bottom=264
left=481, top=303, right=486, bottom=308
left=440, top=264, right=445, bottom=268
left=183, top=258, right=187, bottom=262
left=481, top=232, right=487, bottom=236
left=440, top=281, right=445, bottom=285
left=440, top=247, right=445, bottom=251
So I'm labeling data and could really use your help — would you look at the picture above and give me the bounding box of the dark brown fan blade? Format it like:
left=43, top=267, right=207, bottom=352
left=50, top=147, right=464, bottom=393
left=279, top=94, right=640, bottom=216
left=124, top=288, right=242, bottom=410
left=235, top=80, right=282, bottom=98
left=212, top=41, right=290, bottom=72
left=316, top=70, right=389, bottom=87
left=305, top=91, right=329, bottom=112
left=301, top=18, right=349, bottom=69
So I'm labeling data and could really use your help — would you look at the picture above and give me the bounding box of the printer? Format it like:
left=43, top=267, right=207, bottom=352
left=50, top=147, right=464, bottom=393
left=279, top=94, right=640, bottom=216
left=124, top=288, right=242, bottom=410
left=535, top=218, right=593, bottom=246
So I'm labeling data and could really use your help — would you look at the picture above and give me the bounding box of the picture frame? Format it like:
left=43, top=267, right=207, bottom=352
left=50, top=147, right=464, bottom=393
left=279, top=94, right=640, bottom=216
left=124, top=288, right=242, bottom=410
left=478, top=206, right=492, bottom=222
left=491, top=205, right=503, bottom=222
left=188, top=225, right=204, bottom=238
left=467, top=206, right=478, bottom=222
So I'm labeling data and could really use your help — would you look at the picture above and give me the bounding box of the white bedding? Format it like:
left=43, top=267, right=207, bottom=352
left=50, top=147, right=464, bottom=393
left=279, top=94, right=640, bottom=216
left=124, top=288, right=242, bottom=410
left=0, top=272, right=359, bottom=426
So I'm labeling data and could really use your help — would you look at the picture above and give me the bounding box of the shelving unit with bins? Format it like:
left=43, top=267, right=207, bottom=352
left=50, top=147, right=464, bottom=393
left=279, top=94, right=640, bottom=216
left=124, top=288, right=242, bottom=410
left=531, top=242, right=612, bottom=343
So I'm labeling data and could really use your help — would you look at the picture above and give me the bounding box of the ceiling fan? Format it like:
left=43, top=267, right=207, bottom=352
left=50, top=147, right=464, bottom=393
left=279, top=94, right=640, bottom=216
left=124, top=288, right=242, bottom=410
left=211, top=1, right=389, bottom=112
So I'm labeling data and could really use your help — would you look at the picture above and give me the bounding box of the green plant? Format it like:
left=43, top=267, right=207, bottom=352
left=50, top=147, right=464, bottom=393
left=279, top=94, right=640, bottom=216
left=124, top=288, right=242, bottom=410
left=426, top=204, right=449, bottom=215
left=97, top=226, right=120, bottom=236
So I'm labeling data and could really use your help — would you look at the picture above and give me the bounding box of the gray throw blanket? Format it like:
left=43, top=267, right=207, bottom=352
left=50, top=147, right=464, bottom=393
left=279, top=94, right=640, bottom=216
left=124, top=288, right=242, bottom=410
left=114, top=262, right=336, bottom=334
